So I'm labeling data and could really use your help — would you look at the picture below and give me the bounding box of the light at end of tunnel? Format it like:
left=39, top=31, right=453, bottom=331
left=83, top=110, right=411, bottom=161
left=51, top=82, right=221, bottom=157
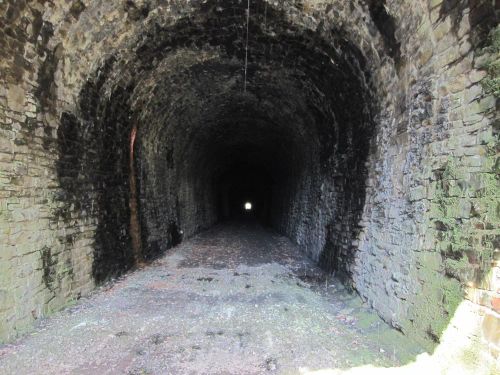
left=244, top=202, right=252, bottom=211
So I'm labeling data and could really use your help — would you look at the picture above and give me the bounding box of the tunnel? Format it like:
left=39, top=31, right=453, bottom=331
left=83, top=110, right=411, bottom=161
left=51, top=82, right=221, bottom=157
left=69, top=1, right=375, bottom=282
left=0, top=0, right=499, bottom=372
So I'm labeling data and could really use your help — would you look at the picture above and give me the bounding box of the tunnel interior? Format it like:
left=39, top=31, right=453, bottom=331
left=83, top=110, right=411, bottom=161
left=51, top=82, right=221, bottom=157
left=61, top=0, right=376, bottom=283
left=1, top=0, right=499, bottom=357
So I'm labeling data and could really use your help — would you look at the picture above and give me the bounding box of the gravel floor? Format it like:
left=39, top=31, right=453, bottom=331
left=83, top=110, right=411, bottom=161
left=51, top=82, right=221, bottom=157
left=0, top=222, right=423, bottom=374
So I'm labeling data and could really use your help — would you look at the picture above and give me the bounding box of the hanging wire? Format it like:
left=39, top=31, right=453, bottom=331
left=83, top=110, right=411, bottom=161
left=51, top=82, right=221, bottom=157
left=244, top=0, right=250, bottom=92
left=264, top=0, right=267, bottom=30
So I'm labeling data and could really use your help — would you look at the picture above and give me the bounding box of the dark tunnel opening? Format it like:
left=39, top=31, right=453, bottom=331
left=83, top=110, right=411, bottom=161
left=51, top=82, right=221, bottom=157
left=55, top=0, right=377, bottom=285
left=216, top=163, right=273, bottom=224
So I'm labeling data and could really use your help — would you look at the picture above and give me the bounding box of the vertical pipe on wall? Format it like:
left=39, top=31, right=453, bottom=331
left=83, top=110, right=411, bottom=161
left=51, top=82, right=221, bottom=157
left=129, top=124, right=143, bottom=264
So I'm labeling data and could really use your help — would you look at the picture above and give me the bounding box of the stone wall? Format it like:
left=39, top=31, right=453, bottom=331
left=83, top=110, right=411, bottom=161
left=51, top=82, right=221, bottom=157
left=0, top=0, right=97, bottom=341
left=352, top=0, right=499, bottom=352
left=0, top=1, right=498, bottom=362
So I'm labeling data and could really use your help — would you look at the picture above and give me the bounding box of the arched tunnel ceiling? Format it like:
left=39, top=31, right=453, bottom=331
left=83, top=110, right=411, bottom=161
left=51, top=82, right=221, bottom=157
left=39, top=0, right=395, bottom=115
left=63, top=0, right=381, bottom=276
left=76, top=0, right=377, bottom=191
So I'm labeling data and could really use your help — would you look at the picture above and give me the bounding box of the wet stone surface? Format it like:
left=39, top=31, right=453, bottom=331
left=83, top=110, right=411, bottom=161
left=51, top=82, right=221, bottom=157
left=0, top=223, right=422, bottom=374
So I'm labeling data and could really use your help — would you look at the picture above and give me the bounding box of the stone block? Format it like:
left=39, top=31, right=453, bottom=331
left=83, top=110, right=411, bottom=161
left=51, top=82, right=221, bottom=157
left=6, top=84, right=26, bottom=113
left=482, top=310, right=500, bottom=346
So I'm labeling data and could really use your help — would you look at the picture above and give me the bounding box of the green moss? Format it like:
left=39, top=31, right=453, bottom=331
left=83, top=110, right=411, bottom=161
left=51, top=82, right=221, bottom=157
left=444, top=255, right=472, bottom=281
left=441, top=277, right=462, bottom=315
left=433, top=157, right=497, bottom=264
left=354, top=310, right=380, bottom=329
left=410, top=147, right=499, bottom=348
left=413, top=277, right=463, bottom=343
left=481, top=26, right=500, bottom=98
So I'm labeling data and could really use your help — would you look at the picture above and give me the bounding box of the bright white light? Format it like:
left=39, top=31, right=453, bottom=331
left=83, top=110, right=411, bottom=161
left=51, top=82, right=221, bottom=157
left=244, top=202, right=252, bottom=211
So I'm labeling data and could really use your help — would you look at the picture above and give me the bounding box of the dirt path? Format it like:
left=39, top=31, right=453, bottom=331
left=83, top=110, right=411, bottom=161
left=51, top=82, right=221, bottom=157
left=0, top=222, right=422, bottom=374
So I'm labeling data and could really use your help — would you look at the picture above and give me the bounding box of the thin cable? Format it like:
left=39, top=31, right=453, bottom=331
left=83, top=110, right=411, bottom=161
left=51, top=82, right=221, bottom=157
left=244, top=0, right=250, bottom=92
left=264, top=0, right=267, bottom=30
